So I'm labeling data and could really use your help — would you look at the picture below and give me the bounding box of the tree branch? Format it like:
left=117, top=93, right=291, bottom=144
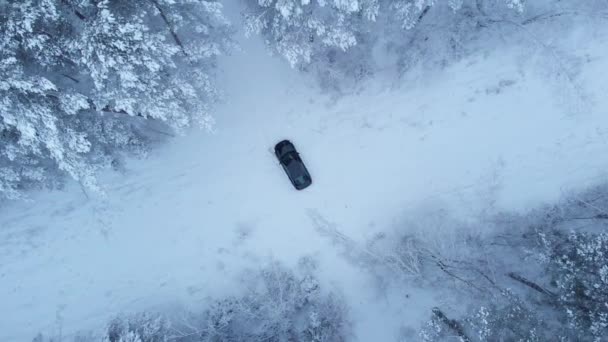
left=59, top=0, right=87, bottom=21
left=148, top=0, right=188, bottom=56
left=61, top=74, right=80, bottom=83
left=100, top=105, right=145, bottom=118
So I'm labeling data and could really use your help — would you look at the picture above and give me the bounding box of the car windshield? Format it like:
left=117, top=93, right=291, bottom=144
left=279, top=144, right=296, bottom=155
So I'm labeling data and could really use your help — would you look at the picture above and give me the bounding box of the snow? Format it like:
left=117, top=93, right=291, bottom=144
left=3, top=11, right=608, bottom=342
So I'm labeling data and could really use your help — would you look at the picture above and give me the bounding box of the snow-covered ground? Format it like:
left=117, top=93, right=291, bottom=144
left=2, top=13, right=608, bottom=342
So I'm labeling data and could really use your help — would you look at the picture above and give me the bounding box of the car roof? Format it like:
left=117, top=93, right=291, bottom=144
left=286, top=158, right=305, bottom=173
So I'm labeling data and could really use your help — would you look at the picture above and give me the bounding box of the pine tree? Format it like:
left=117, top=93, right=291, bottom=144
left=0, top=0, right=232, bottom=199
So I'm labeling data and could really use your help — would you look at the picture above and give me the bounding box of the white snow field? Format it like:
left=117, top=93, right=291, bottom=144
left=3, top=13, right=608, bottom=342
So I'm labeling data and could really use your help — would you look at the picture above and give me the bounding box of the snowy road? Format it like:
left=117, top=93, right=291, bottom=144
left=3, top=23, right=608, bottom=341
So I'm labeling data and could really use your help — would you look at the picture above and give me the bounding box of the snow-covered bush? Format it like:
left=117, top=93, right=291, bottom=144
left=31, top=261, right=349, bottom=342
left=105, top=314, right=170, bottom=342
left=0, top=0, right=232, bottom=199
left=195, top=262, right=350, bottom=341
left=30, top=314, right=170, bottom=342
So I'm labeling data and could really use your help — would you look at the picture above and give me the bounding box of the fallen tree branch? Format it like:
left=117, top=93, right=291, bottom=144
left=428, top=254, right=489, bottom=294
left=432, top=308, right=471, bottom=342
left=61, top=74, right=80, bottom=83
left=521, top=11, right=575, bottom=25
left=507, top=272, right=556, bottom=297
left=416, top=6, right=431, bottom=25
left=562, top=214, right=608, bottom=221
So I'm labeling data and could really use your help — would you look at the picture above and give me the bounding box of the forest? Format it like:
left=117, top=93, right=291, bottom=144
left=1, top=1, right=607, bottom=341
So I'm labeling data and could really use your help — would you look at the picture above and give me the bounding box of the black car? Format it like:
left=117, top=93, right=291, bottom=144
left=274, top=140, right=312, bottom=190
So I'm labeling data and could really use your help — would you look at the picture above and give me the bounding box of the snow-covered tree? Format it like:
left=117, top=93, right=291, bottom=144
left=421, top=232, right=608, bottom=342
left=540, top=231, right=608, bottom=340
left=415, top=184, right=608, bottom=342
left=242, top=0, right=526, bottom=88
left=243, top=0, right=378, bottom=67
left=66, top=0, right=232, bottom=130
left=242, top=0, right=381, bottom=91
left=420, top=290, right=571, bottom=342
left=0, top=0, right=232, bottom=199
left=242, top=0, right=461, bottom=67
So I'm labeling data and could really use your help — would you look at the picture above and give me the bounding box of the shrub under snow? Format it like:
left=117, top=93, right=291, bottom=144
left=32, top=261, right=350, bottom=342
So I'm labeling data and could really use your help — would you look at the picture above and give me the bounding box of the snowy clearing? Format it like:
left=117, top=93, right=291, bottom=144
left=2, top=14, right=608, bottom=342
